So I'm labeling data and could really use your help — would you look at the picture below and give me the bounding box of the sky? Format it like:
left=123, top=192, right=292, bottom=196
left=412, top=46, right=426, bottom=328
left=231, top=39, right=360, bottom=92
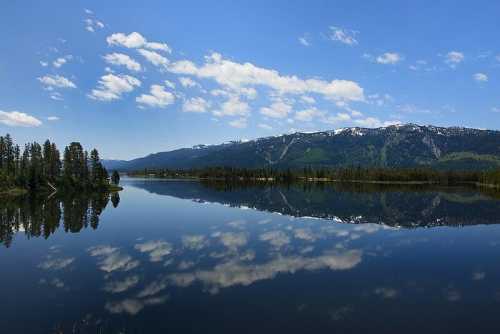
left=1, top=0, right=499, bottom=160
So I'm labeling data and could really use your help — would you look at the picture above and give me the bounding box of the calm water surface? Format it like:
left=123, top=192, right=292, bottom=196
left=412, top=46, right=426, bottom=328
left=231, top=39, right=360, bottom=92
left=1, top=179, right=500, bottom=333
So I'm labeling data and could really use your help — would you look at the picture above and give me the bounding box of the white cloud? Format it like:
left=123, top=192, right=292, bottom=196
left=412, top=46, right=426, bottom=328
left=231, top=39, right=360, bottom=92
left=376, top=52, right=402, bottom=65
left=179, top=77, right=200, bottom=88
left=229, top=118, right=247, bottom=128
left=329, top=26, right=358, bottom=46
left=89, top=73, right=141, bottom=101
left=87, top=245, right=139, bottom=273
left=103, top=53, right=142, bottom=72
left=445, top=51, right=464, bottom=68
left=298, top=36, right=310, bottom=46
left=473, top=72, right=488, bottom=82
left=260, top=101, right=292, bottom=119
left=182, top=235, right=208, bottom=250
left=167, top=249, right=361, bottom=294
left=40, top=61, right=48, bottom=67
left=47, top=116, right=59, bottom=121
left=164, top=80, right=176, bottom=89
left=0, top=111, right=42, bottom=127
left=104, top=275, right=140, bottom=293
left=84, top=8, right=93, bottom=14
left=107, top=32, right=171, bottom=53
left=38, top=75, right=76, bottom=89
left=168, top=53, right=364, bottom=102
left=105, top=295, right=167, bottom=315
left=38, top=257, right=74, bottom=270
left=85, top=18, right=105, bottom=33
left=50, top=92, right=64, bottom=101
left=213, top=96, right=250, bottom=117
left=53, top=55, right=72, bottom=68
left=134, top=240, right=173, bottom=262
left=218, top=232, right=248, bottom=250
left=183, top=97, right=210, bottom=113
left=300, top=95, right=316, bottom=104
left=136, top=84, right=175, bottom=108
left=138, top=49, right=169, bottom=68
left=294, top=107, right=324, bottom=122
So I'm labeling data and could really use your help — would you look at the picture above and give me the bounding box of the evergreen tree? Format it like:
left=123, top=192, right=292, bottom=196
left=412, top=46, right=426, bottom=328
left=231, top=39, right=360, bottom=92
left=111, top=170, right=120, bottom=185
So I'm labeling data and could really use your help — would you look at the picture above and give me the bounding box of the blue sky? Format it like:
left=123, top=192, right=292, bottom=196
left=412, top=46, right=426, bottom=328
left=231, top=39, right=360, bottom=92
left=1, top=0, right=499, bottom=159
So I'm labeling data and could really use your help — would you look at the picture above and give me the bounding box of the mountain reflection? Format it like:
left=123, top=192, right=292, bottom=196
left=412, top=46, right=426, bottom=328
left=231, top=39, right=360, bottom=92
left=126, top=180, right=500, bottom=227
left=0, top=192, right=118, bottom=247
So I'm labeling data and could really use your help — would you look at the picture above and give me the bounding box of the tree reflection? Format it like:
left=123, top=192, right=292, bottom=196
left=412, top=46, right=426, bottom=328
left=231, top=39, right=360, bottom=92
left=0, top=192, right=118, bottom=247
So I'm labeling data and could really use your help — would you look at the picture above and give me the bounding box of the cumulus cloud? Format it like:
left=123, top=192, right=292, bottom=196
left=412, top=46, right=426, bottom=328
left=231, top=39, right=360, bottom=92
left=300, top=95, right=316, bottom=104
left=0, top=111, right=43, bottom=127
left=87, top=245, right=140, bottom=273
left=260, top=100, right=292, bottom=119
left=138, top=49, right=169, bottom=68
left=136, top=84, right=175, bottom=108
left=213, top=96, right=250, bottom=117
left=260, top=230, right=290, bottom=248
left=294, top=107, right=324, bottom=122
left=47, top=116, right=59, bottom=121
left=105, top=295, right=168, bottom=315
left=167, top=249, right=362, bottom=294
left=179, top=77, right=200, bottom=88
left=85, top=18, right=104, bottom=32
left=473, top=72, right=488, bottom=82
left=38, top=75, right=76, bottom=89
left=38, top=257, right=74, bottom=270
left=53, top=55, right=73, bottom=68
left=167, top=53, right=364, bottom=102
left=89, top=73, right=141, bottom=101
left=182, top=235, right=208, bottom=250
left=218, top=232, right=248, bottom=250
left=445, top=51, right=464, bottom=68
left=103, top=53, right=142, bottom=71
left=329, top=26, right=358, bottom=45
left=376, top=52, right=402, bottom=64
left=298, top=35, right=310, bottom=46
left=104, top=275, right=140, bottom=293
left=107, top=32, right=171, bottom=53
left=135, top=240, right=173, bottom=262
left=182, top=97, right=210, bottom=113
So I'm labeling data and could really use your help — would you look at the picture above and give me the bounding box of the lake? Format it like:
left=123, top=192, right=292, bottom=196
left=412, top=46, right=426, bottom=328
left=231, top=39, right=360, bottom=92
left=2, top=178, right=500, bottom=333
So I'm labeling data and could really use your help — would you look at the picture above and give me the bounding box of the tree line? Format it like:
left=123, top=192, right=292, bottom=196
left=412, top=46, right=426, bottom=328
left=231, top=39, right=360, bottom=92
left=128, top=165, right=500, bottom=187
left=0, top=133, right=120, bottom=192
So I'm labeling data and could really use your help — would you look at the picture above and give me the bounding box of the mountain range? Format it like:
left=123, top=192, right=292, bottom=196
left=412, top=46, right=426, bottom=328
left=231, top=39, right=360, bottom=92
left=103, top=124, right=500, bottom=171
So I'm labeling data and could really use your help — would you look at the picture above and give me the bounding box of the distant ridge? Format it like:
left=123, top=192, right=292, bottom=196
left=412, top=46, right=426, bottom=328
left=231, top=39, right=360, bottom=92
left=103, top=124, right=500, bottom=171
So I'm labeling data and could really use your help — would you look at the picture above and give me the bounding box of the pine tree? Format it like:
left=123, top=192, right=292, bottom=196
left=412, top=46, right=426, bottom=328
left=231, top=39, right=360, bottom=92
left=111, top=170, right=120, bottom=185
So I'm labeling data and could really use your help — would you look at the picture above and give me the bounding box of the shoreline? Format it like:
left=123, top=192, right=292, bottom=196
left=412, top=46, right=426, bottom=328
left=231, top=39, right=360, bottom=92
left=0, top=184, right=123, bottom=198
left=124, top=175, right=500, bottom=188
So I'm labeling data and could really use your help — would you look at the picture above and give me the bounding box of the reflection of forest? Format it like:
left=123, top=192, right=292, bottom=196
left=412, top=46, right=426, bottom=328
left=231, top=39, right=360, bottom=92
left=0, top=192, right=119, bottom=247
left=128, top=179, right=500, bottom=228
